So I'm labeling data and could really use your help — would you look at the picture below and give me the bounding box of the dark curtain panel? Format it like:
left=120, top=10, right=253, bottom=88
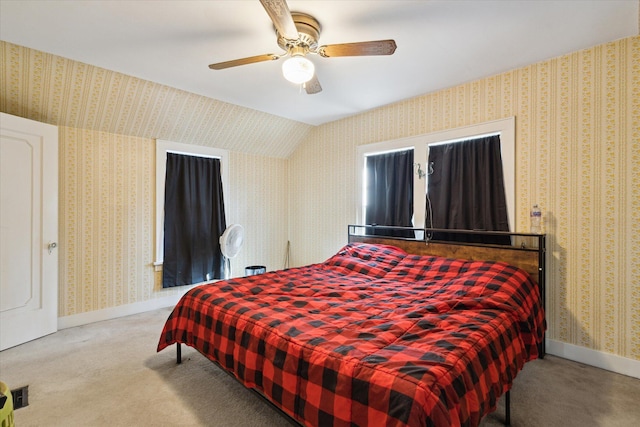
left=425, top=135, right=510, bottom=244
left=162, top=153, right=227, bottom=288
left=364, top=149, right=414, bottom=237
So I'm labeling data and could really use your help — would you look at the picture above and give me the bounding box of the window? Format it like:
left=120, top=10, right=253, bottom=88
left=426, top=134, right=510, bottom=244
left=155, top=140, right=229, bottom=280
left=357, top=117, right=515, bottom=232
left=363, top=149, right=414, bottom=233
left=162, top=153, right=226, bottom=287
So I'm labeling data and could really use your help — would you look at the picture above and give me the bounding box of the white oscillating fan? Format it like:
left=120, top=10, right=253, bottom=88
left=219, top=224, right=245, bottom=279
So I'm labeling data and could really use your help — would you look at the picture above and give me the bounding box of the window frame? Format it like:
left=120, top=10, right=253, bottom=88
left=154, top=139, right=229, bottom=270
left=356, top=117, right=515, bottom=232
left=362, top=147, right=415, bottom=226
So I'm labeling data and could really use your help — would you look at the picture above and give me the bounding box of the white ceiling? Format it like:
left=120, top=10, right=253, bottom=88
left=1, top=0, right=638, bottom=126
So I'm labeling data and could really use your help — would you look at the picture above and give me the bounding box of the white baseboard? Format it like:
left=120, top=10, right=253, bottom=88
left=547, top=339, right=640, bottom=379
left=57, top=293, right=186, bottom=330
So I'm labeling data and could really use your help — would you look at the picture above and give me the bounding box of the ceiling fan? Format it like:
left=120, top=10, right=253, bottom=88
left=208, top=0, right=397, bottom=94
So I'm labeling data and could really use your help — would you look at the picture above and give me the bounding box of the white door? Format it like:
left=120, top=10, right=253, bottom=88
left=0, top=112, right=58, bottom=350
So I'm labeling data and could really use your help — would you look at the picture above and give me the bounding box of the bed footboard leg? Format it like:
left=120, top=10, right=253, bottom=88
left=505, top=390, right=511, bottom=426
left=176, top=343, right=182, bottom=364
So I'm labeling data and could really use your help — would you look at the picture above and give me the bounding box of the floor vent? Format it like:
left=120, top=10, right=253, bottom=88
left=11, top=385, right=28, bottom=409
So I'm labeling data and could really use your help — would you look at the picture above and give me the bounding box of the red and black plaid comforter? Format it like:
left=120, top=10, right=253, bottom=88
left=158, top=243, right=545, bottom=427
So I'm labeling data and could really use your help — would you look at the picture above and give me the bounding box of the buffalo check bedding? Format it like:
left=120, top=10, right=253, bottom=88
left=157, top=243, right=545, bottom=427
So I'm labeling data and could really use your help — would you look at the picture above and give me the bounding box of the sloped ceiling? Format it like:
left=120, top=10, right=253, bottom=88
left=0, top=41, right=312, bottom=158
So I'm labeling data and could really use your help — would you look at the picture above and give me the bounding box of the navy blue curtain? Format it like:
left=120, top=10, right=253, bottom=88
left=425, top=135, right=510, bottom=244
left=162, top=153, right=227, bottom=288
left=364, top=149, right=414, bottom=237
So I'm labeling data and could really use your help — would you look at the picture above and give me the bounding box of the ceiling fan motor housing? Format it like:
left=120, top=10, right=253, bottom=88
left=277, top=12, right=321, bottom=52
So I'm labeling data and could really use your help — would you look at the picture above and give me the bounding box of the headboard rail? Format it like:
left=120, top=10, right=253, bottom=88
left=348, top=225, right=545, bottom=286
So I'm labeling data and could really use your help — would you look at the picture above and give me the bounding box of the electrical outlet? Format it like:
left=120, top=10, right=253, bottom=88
left=11, top=385, right=28, bottom=409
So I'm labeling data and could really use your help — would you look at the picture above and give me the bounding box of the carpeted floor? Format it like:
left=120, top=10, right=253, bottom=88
left=1, top=307, right=638, bottom=426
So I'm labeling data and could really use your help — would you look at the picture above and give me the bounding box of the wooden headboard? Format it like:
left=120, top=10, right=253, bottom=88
left=348, top=225, right=545, bottom=286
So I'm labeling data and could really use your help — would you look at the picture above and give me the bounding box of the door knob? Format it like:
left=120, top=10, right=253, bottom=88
left=48, top=242, right=57, bottom=254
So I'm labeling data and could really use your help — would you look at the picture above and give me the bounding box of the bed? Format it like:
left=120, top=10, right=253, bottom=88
left=157, top=226, right=546, bottom=426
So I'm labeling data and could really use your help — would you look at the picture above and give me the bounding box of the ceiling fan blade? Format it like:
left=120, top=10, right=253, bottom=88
left=318, top=40, right=397, bottom=58
left=259, top=0, right=299, bottom=41
left=208, top=54, right=279, bottom=70
left=304, top=75, right=322, bottom=95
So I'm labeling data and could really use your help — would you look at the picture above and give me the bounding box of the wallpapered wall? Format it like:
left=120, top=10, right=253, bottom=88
left=0, top=40, right=292, bottom=319
left=57, top=127, right=289, bottom=316
left=289, top=36, right=639, bottom=361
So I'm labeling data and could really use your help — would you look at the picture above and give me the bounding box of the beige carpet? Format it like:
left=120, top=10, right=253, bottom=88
left=1, top=307, right=638, bottom=427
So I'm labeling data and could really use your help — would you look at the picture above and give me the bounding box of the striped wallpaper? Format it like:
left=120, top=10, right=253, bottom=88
left=0, top=41, right=312, bottom=159
left=57, top=127, right=290, bottom=315
left=289, top=36, right=639, bottom=361
left=1, top=40, right=294, bottom=318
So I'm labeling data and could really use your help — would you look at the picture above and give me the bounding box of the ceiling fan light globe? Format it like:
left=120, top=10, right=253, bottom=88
left=282, top=56, right=314, bottom=84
